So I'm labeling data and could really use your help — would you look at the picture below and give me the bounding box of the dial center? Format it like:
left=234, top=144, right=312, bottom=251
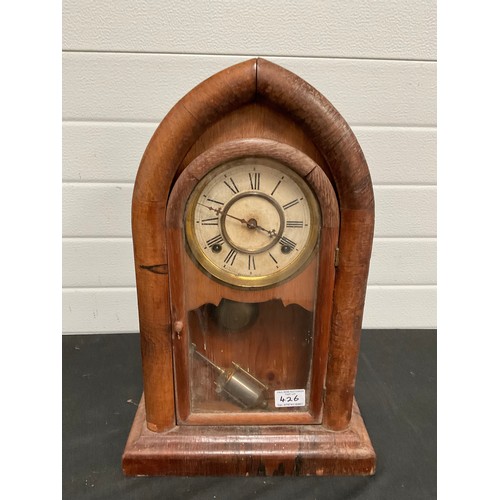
left=221, top=193, right=284, bottom=254
left=247, top=218, right=258, bottom=230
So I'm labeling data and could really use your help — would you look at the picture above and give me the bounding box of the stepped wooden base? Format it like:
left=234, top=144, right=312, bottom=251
left=122, top=396, right=376, bottom=476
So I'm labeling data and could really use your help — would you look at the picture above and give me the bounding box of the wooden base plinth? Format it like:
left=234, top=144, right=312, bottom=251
left=122, top=396, right=376, bottom=476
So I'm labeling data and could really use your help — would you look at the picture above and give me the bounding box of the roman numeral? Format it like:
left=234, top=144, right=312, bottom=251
left=248, top=255, right=256, bottom=271
left=279, top=236, right=297, bottom=249
left=249, top=172, right=260, bottom=190
left=269, top=253, right=278, bottom=264
left=223, top=248, right=238, bottom=266
left=201, top=217, right=219, bottom=226
left=286, top=220, right=304, bottom=228
left=271, top=179, right=282, bottom=196
left=282, top=199, right=299, bottom=210
left=206, top=234, right=224, bottom=247
left=223, top=178, right=239, bottom=194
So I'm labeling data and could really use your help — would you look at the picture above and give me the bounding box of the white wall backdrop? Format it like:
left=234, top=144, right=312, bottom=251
left=62, top=0, right=436, bottom=333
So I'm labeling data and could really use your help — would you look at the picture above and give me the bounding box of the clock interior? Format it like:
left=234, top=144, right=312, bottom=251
left=188, top=297, right=316, bottom=414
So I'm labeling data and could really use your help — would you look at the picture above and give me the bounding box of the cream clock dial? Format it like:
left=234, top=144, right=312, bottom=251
left=185, top=157, right=321, bottom=288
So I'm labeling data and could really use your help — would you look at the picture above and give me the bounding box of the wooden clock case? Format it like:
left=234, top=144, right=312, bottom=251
left=122, top=58, right=376, bottom=476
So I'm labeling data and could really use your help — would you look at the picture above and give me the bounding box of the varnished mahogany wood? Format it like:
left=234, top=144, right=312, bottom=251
left=127, top=58, right=375, bottom=475
left=180, top=102, right=329, bottom=177
left=123, top=396, right=375, bottom=477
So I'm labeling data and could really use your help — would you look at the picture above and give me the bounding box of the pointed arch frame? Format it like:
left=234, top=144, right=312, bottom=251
left=132, top=58, right=374, bottom=432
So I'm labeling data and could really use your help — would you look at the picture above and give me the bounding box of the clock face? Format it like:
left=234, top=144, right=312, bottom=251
left=185, top=157, right=321, bottom=288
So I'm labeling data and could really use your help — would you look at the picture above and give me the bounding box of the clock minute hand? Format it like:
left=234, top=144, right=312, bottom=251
left=198, top=203, right=223, bottom=216
left=224, top=211, right=250, bottom=226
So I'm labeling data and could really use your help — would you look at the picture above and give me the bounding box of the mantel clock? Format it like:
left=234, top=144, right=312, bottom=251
left=122, top=58, right=376, bottom=476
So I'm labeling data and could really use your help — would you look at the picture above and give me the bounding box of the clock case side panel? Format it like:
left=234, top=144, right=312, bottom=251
left=165, top=139, right=339, bottom=426
left=256, top=59, right=375, bottom=430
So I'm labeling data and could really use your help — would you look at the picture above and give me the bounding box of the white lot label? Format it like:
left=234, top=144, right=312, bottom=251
left=274, top=389, right=306, bottom=408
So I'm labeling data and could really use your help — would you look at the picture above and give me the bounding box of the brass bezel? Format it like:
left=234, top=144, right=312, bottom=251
left=185, top=156, right=321, bottom=289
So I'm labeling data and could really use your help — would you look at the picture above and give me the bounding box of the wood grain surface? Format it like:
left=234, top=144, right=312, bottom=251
left=123, top=396, right=375, bottom=476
